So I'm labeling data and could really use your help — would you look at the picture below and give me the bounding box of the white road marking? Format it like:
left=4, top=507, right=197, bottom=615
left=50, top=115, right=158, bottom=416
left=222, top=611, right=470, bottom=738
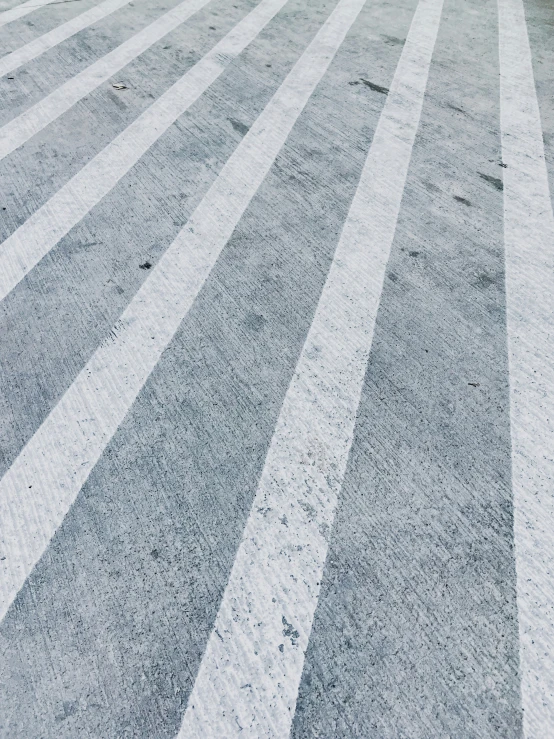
left=0, top=0, right=57, bottom=29
left=0, top=0, right=133, bottom=78
left=498, top=0, right=554, bottom=734
left=0, top=0, right=287, bottom=304
left=0, top=0, right=365, bottom=627
left=0, top=0, right=212, bottom=160
left=177, top=0, right=443, bottom=735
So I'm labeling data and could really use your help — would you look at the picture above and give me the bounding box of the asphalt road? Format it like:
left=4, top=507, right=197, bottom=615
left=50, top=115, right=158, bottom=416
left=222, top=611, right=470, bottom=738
left=0, top=0, right=552, bottom=735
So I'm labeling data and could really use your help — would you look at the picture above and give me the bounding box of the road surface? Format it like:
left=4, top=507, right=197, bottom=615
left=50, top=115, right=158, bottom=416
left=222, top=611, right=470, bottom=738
left=0, top=0, right=553, bottom=735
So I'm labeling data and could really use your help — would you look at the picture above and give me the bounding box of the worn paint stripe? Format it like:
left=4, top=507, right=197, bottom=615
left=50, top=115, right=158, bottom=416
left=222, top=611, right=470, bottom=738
left=0, top=0, right=287, bottom=304
left=0, top=0, right=365, bottom=626
left=177, top=0, right=443, bottom=735
left=0, top=0, right=132, bottom=78
left=498, top=0, right=554, bottom=734
left=0, top=0, right=213, bottom=160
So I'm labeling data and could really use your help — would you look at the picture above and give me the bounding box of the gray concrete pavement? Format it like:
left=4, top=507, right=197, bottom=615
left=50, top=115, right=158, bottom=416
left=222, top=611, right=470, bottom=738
left=0, top=0, right=552, bottom=735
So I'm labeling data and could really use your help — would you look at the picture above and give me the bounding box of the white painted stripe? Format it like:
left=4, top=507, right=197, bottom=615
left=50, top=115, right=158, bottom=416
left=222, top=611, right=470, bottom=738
left=177, top=0, right=443, bottom=735
left=498, top=0, right=554, bottom=735
left=0, top=0, right=365, bottom=626
left=0, top=0, right=288, bottom=304
left=0, top=0, right=132, bottom=78
left=0, top=0, right=212, bottom=160
left=0, top=0, right=56, bottom=29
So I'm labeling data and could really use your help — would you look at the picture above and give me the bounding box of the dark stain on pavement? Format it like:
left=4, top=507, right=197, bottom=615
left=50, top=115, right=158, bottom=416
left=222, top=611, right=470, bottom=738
left=478, top=172, right=503, bottom=191
left=55, top=701, right=78, bottom=722
left=475, top=273, right=495, bottom=289
left=454, top=195, right=472, bottom=206
left=447, top=103, right=466, bottom=114
left=381, top=34, right=404, bottom=45
left=229, top=118, right=250, bottom=136
left=244, top=313, right=266, bottom=331
left=349, top=79, right=389, bottom=94
left=361, top=79, right=389, bottom=94
left=282, top=616, right=299, bottom=646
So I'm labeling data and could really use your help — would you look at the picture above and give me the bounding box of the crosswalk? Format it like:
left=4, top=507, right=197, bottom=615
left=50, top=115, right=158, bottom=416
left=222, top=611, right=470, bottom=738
left=179, top=0, right=442, bottom=733
left=0, top=0, right=552, bottom=735
left=0, top=0, right=58, bottom=29
left=0, top=0, right=133, bottom=77
left=0, top=0, right=213, bottom=160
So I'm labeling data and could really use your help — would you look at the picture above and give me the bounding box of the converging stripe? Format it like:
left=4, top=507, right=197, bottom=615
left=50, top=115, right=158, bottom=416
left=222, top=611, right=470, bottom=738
left=177, top=0, right=443, bottom=734
left=0, top=0, right=362, bottom=627
left=498, top=0, right=554, bottom=734
left=0, top=0, right=213, bottom=160
left=0, top=0, right=286, bottom=304
left=0, top=0, right=133, bottom=78
left=0, top=0, right=58, bottom=29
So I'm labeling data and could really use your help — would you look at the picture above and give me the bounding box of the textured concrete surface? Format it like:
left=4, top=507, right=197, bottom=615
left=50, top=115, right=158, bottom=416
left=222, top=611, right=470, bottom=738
left=0, top=0, right=552, bottom=735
